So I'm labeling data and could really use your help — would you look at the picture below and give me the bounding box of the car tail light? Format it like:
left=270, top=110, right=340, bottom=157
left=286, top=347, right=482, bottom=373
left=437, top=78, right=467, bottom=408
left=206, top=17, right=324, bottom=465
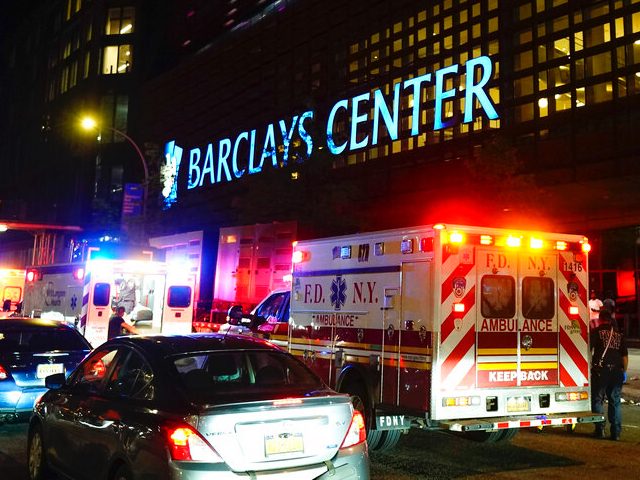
left=340, top=410, right=366, bottom=449
left=0, top=364, right=7, bottom=380
left=165, top=425, right=223, bottom=463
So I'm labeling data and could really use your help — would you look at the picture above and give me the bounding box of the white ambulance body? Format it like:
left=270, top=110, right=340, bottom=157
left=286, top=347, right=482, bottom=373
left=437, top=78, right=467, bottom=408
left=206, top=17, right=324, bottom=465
left=23, top=264, right=84, bottom=322
left=274, top=223, right=602, bottom=448
left=81, top=258, right=196, bottom=347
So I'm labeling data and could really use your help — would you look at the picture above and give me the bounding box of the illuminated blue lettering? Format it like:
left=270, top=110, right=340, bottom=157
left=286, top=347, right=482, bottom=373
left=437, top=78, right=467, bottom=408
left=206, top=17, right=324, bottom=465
left=261, top=124, right=278, bottom=167
left=162, top=141, right=182, bottom=209
left=464, top=56, right=498, bottom=123
left=248, top=129, right=261, bottom=174
left=326, top=99, right=348, bottom=154
left=372, top=83, right=400, bottom=145
left=434, top=64, right=459, bottom=130
left=217, top=139, right=232, bottom=182
left=232, top=132, right=248, bottom=178
left=298, top=111, right=314, bottom=158
left=279, top=116, right=298, bottom=166
left=200, top=143, right=215, bottom=186
left=188, top=148, right=201, bottom=189
left=350, top=92, right=370, bottom=150
left=403, top=73, right=432, bottom=135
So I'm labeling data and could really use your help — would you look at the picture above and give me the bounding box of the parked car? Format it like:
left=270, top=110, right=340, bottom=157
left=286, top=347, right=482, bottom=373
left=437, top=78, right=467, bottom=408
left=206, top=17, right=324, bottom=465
left=0, top=317, right=91, bottom=423
left=27, top=333, right=369, bottom=480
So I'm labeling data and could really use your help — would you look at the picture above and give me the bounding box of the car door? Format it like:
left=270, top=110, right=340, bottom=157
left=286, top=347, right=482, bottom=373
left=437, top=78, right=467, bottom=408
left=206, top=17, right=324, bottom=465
left=45, top=346, right=121, bottom=479
left=78, top=347, right=165, bottom=478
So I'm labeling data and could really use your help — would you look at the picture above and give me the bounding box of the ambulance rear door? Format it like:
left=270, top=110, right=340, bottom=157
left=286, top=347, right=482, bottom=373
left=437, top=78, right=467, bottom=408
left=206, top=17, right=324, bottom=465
left=161, top=272, right=196, bottom=334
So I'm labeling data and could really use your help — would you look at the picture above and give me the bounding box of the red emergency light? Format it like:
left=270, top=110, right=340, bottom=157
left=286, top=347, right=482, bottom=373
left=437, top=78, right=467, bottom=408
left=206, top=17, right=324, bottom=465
left=26, top=270, right=38, bottom=282
left=73, top=267, right=85, bottom=280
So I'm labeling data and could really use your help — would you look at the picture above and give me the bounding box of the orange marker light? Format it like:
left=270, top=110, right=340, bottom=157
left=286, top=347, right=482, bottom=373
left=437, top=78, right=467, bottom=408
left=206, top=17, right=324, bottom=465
left=449, top=231, right=464, bottom=244
left=292, top=250, right=305, bottom=263
left=555, top=241, right=568, bottom=251
left=480, top=235, right=493, bottom=245
left=530, top=237, right=544, bottom=249
left=506, top=235, right=522, bottom=247
left=581, top=243, right=591, bottom=253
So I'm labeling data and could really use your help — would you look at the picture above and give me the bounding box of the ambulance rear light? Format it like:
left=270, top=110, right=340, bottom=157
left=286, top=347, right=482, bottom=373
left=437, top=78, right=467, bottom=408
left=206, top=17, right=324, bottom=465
left=569, top=306, right=579, bottom=316
left=442, top=396, right=481, bottom=407
left=555, top=391, right=588, bottom=402
left=506, top=235, right=522, bottom=248
left=480, top=235, right=493, bottom=246
left=529, top=237, right=544, bottom=249
left=26, top=270, right=38, bottom=282
left=581, top=241, right=591, bottom=253
left=419, top=237, right=434, bottom=252
left=282, top=273, right=292, bottom=283
left=453, top=303, right=465, bottom=313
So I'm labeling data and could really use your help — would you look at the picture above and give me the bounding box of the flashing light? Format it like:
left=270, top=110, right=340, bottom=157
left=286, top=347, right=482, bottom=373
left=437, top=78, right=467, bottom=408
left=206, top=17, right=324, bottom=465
left=73, top=268, right=85, bottom=280
left=449, top=231, right=464, bottom=244
left=282, top=273, right=292, bottom=283
left=26, top=270, right=37, bottom=282
left=506, top=235, right=522, bottom=248
left=555, top=241, right=568, bottom=251
left=292, top=250, right=305, bottom=264
left=420, top=237, right=434, bottom=252
left=581, top=242, right=591, bottom=253
left=569, top=306, right=580, bottom=316
left=530, top=237, right=544, bottom=249
left=0, top=224, right=7, bottom=233
left=0, top=364, right=7, bottom=380
left=555, top=391, right=588, bottom=402
left=433, top=223, right=445, bottom=230
left=453, top=303, right=465, bottom=313
left=480, top=235, right=493, bottom=245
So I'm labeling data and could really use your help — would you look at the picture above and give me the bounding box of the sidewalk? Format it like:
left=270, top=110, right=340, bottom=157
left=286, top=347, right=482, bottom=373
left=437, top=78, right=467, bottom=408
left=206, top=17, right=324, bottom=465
left=621, top=347, right=640, bottom=404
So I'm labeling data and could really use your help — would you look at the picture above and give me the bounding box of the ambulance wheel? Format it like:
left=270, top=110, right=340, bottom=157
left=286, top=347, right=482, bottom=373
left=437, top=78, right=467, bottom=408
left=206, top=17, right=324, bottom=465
left=375, top=430, right=403, bottom=451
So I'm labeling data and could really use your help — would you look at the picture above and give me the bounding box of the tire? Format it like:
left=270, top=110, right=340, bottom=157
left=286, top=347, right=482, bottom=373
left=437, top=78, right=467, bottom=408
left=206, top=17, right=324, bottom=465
left=461, top=429, right=506, bottom=443
left=112, top=464, right=133, bottom=480
left=375, top=430, right=403, bottom=451
left=27, top=423, right=50, bottom=480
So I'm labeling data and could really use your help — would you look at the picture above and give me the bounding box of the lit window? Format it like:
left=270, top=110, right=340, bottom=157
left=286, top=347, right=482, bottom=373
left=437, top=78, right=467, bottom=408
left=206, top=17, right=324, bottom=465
left=102, top=45, right=132, bottom=74
left=106, top=7, right=135, bottom=35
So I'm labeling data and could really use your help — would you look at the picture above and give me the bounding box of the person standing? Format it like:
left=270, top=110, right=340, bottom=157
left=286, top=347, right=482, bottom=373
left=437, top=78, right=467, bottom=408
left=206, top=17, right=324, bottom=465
left=589, top=290, right=603, bottom=329
left=108, top=306, right=139, bottom=340
left=590, top=309, right=628, bottom=440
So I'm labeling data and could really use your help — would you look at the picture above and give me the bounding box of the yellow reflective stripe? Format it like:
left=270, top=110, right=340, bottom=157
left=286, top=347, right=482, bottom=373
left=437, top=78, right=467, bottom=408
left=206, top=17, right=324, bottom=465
left=477, top=363, right=517, bottom=370
left=478, top=348, right=518, bottom=355
left=521, top=348, right=558, bottom=355
left=521, top=362, right=558, bottom=369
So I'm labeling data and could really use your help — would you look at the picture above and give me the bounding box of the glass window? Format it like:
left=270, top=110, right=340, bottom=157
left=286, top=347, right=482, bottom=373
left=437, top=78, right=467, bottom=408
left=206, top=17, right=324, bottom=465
left=515, top=50, right=533, bottom=70
left=514, top=76, right=534, bottom=97
left=102, top=45, right=132, bottom=74
left=586, top=51, right=611, bottom=76
left=586, top=82, right=613, bottom=104
left=555, top=91, right=572, bottom=111
left=174, top=350, right=323, bottom=401
left=94, top=283, right=111, bottom=307
left=105, top=350, right=154, bottom=400
left=0, top=325, right=90, bottom=353
left=515, top=102, right=534, bottom=122
left=255, top=291, right=290, bottom=322
left=167, top=286, right=192, bottom=308
left=106, top=7, right=135, bottom=35
left=481, top=275, right=516, bottom=319
left=71, top=348, right=119, bottom=388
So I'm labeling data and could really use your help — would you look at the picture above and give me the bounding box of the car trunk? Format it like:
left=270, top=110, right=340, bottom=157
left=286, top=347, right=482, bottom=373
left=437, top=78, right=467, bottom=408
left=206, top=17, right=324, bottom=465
left=3, top=350, right=89, bottom=387
left=195, top=394, right=353, bottom=473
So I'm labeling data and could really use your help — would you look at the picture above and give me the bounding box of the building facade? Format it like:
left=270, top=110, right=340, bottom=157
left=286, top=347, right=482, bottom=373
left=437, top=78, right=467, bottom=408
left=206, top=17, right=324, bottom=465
left=139, top=0, right=640, bottom=335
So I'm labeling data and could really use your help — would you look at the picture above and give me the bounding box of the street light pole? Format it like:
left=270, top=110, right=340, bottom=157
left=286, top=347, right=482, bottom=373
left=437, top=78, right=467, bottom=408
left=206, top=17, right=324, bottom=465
left=81, top=117, right=149, bottom=222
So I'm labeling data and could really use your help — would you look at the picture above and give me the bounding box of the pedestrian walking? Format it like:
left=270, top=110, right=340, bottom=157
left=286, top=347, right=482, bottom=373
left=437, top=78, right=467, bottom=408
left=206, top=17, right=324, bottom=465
left=590, top=309, right=628, bottom=440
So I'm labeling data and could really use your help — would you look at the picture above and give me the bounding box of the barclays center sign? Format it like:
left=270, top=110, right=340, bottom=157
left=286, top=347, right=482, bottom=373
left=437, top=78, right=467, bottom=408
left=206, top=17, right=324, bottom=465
left=162, top=55, right=498, bottom=208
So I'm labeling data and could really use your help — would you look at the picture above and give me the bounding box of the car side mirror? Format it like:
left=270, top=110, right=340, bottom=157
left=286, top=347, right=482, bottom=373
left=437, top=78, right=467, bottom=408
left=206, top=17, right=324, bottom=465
left=227, top=305, right=244, bottom=325
left=45, top=372, right=66, bottom=389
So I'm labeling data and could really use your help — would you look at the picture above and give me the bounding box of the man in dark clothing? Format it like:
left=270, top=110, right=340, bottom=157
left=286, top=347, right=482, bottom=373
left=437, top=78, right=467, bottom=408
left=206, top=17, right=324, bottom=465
left=108, top=306, right=139, bottom=340
left=590, top=309, right=628, bottom=440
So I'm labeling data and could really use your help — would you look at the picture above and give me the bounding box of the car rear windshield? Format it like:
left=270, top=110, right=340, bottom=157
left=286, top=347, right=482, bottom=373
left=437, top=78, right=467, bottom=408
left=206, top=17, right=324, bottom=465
left=0, top=325, right=90, bottom=353
left=172, top=349, right=324, bottom=400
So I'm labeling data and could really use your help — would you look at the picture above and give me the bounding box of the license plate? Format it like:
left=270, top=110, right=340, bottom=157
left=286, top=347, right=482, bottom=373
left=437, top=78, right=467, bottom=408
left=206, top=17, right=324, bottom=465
left=506, top=396, right=531, bottom=413
left=36, top=363, right=64, bottom=379
left=264, top=433, right=304, bottom=456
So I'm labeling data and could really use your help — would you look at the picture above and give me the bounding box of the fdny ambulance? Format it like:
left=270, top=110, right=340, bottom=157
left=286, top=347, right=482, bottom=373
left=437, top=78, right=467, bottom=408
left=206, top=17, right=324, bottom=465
left=244, top=224, right=603, bottom=449
left=23, top=249, right=196, bottom=347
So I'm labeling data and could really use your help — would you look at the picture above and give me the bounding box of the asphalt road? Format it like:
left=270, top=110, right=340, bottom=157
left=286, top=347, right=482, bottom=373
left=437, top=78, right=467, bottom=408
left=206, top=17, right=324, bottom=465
left=2, top=404, right=639, bottom=480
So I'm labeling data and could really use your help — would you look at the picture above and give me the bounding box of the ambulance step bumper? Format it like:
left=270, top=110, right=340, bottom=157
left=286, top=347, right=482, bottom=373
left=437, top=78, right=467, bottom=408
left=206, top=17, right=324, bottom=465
left=440, top=412, right=605, bottom=432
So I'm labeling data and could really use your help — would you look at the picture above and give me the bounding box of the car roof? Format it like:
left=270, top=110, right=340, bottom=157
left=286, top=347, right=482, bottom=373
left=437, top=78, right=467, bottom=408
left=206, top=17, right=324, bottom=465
left=0, top=317, right=78, bottom=330
left=109, top=333, right=284, bottom=358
